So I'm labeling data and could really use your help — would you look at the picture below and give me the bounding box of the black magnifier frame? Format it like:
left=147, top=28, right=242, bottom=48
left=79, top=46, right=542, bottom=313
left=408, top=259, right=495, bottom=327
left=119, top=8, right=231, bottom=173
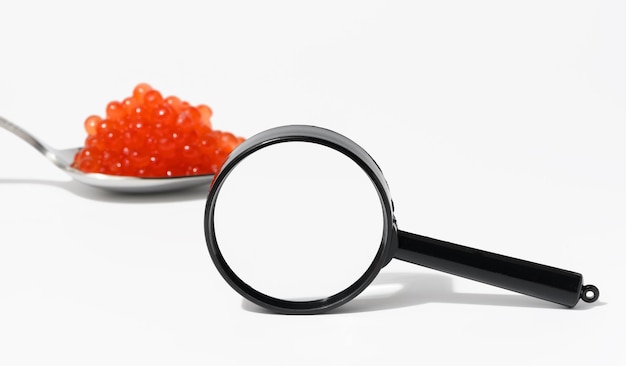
left=204, top=125, right=599, bottom=315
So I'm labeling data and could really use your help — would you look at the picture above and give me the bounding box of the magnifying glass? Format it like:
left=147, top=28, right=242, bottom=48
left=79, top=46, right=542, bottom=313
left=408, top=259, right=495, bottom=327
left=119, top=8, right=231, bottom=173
left=204, top=125, right=599, bottom=314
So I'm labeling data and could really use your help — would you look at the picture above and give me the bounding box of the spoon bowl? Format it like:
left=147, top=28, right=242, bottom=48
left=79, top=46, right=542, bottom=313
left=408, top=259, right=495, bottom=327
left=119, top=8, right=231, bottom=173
left=1, top=116, right=213, bottom=193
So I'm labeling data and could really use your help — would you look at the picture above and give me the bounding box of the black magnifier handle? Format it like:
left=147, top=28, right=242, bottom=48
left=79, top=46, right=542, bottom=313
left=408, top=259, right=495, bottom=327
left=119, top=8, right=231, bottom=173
left=395, top=230, right=599, bottom=307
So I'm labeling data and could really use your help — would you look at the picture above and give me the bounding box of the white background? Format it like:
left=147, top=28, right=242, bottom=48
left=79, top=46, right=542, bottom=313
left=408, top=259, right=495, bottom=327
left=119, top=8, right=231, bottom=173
left=1, top=1, right=624, bottom=365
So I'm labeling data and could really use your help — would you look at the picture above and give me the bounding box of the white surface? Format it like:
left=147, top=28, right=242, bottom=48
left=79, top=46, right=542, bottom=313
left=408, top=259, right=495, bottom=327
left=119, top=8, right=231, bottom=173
left=0, top=1, right=624, bottom=365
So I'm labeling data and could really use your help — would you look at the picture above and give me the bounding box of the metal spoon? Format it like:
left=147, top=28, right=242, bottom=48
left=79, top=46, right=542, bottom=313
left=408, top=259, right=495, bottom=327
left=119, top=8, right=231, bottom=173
left=1, top=116, right=213, bottom=193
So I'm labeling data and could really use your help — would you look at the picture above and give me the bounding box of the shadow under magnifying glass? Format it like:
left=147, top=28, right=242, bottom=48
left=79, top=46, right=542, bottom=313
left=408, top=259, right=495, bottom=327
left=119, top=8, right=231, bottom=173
left=242, top=272, right=607, bottom=314
left=0, top=178, right=210, bottom=203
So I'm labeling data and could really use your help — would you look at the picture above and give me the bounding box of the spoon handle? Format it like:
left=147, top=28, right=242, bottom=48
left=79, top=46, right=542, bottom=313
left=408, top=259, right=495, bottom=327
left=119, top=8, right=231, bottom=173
left=0, top=115, right=68, bottom=170
left=0, top=115, right=49, bottom=152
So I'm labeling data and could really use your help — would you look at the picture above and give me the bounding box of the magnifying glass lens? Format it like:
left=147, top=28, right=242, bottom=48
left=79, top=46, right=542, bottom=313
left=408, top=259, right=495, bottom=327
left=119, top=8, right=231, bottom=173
left=212, top=140, right=384, bottom=301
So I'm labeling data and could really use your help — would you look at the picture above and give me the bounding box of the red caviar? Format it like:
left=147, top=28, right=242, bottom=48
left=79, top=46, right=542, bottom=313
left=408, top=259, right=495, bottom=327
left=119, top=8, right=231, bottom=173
left=72, top=83, right=244, bottom=177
